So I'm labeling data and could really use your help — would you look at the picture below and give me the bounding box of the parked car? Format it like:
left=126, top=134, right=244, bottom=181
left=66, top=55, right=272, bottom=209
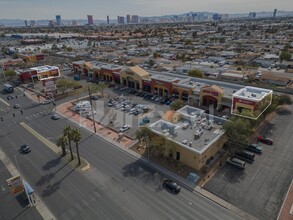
left=227, top=157, right=246, bottom=169
left=51, top=114, right=60, bottom=120
left=13, top=103, right=20, bottom=109
left=7, top=95, right=14, bottom=100
left=90, top=95, right=99, bottom=100
left=235, top=150, right=255, bottom=162
left=163, top=179, right=181, bottom=193
left=257, top=136, right=273, bottom=145
left=86, top=110, right=97, bottom=117
left=165, top=100, right=171, bottom=105
left=119, top=125, right=130, bottom=132
left=19, top=144, right=31, bottom=154
left=245, top=144, right=263, bottom=154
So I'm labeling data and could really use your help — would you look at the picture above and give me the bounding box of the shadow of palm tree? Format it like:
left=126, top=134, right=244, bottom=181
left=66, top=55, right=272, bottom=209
left=42, top=157, right=62, bottom=171
left=42, top=167, right=76, bottom=197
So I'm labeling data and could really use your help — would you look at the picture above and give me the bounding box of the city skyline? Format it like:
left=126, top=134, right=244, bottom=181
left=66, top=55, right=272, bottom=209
left=0, top=0, right=292, bottom=20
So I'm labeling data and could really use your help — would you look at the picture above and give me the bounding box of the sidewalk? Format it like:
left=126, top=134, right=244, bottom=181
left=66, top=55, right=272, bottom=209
left=277, top=180, right=293, bottom=220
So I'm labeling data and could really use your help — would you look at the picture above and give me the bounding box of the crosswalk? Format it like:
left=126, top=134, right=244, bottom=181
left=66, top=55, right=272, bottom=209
left=24, top=110, right=52, bottom=120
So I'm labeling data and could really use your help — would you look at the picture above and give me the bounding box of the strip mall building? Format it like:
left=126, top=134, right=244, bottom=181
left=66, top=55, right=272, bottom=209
left=72, top=61, right=272, bottom=117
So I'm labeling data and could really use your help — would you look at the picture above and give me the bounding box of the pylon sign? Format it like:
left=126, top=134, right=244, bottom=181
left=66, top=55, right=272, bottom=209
left=6, top=175, right=24, bottom=195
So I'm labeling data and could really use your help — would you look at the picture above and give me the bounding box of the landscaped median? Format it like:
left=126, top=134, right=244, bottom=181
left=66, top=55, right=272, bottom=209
left=20, top=122, right=90, bottom=171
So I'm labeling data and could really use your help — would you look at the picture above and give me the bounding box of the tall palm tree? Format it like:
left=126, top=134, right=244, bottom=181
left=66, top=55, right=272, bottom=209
left=63, top=126, right=74, bottom=160
left=71, top=128, right=82, bottom=165
left=56, top=135, right=68, bottom=157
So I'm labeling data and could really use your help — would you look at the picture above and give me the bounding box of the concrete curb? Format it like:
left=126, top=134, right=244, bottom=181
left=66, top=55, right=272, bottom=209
left=20, top=122, right=60, bottom=154
left=0, top=148, right=56, bottom=220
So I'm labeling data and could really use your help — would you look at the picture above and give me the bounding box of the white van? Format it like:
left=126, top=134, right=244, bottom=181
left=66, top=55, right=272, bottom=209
left=75, top=101, right=91, bottom=112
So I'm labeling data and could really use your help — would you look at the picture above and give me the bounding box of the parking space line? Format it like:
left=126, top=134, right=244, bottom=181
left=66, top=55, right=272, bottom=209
left=0, top=97, right=10, bottom=106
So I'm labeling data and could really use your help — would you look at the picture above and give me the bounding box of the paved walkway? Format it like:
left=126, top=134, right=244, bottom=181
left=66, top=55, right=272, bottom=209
left=277, top=180, right=293, bottom=220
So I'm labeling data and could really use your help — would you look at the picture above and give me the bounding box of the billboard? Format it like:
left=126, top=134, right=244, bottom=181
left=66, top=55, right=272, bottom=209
left=6, top=175, right=24, bottom=195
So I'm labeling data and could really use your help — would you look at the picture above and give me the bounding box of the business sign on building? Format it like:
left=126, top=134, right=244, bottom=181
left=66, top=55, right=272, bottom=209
left=202, top=90, right=218, bottom=97
left=6, top=175, right=24, bottom=195
left=234, top=97, right=256, bottom=106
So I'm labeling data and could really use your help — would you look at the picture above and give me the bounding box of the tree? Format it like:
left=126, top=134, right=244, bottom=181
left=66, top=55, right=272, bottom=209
left=188, top=69, right=203, bottom=78
left=170, top=99, right=185, bottom=111
left=135, top=127, right=152, bottom=143
left=98, top=83, right=107, bottom=96
left=87, top=83, right=101, bottom=95
left=278, top=94, right=292, bottom=105
left=71, top=128, right=82, bottom=165
left=153, top=52, right=160, bottom=58
left=279, top=50, right=292, bottom=63
left=4, top=69, right=16, bottom=79
left=223, top=117, right=252, bottom=155
left=56, top=79, right=73, bottom=94
left=56, top=135, right=68, bottom=157
left=63, top=126, right=74, bottom=160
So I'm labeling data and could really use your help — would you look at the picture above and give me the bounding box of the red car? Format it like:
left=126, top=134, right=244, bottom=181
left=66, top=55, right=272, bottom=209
left=257, top=136, right=273, bottom=145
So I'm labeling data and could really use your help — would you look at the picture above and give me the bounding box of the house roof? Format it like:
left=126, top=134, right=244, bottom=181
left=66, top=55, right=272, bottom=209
left=84, top=62, right=93, bottom=69
left=127, top=66, right=150, bottom=78
left=260, top=72, right=291, bottom=82
left=201, top=84, right=224, bottom=94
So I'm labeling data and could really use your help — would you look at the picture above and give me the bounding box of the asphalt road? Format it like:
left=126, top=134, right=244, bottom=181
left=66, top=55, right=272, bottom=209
left=204, top=103, right=293, bottom=220
left=0, top=91, right=242, bottom=219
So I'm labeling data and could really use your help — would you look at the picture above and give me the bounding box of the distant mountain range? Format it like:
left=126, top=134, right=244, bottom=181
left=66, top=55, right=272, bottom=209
left=1, top=10, right=293, bottom=27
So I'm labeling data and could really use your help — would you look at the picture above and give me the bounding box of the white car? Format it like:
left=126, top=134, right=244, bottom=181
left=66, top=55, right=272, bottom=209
left=86, top=110, right=97, bottom=117
left=119, top=125, right=130, bottom=132
left=42, top=100, right=51, bottom=105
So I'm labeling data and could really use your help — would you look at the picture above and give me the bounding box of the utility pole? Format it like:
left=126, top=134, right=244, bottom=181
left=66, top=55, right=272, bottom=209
left=88, top=87, right=97, bottom=133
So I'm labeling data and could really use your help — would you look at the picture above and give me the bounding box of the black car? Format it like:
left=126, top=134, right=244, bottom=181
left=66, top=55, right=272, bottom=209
left=163, top=179, right=181, bottom=193
left=7, top=95, right=14, bottom=100
left=90, top=95, right=99, bottom=100
left=245, top=144, right=263, bottom=154
left=19, top=144, right=31, bottom=154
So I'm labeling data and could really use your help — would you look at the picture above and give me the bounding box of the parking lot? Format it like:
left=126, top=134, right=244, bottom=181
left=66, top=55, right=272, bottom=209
left=75, top=84, right=171, bottom=138
left=204, top=104, right=293, bottom=220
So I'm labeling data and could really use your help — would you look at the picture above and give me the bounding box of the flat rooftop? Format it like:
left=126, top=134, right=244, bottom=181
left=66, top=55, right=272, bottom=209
left=30, top=65, right=59, bottom=73
left=151, top=74, right=180, bottom=83
left=149, top=106, right=227, bottom=154
left=233, top=86, right=272, bottom=101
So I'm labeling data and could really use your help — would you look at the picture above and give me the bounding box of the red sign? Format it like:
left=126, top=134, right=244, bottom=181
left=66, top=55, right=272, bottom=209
left=203, top=90, right=218, bottom=96
left=234, top=98, right=255, bottom=105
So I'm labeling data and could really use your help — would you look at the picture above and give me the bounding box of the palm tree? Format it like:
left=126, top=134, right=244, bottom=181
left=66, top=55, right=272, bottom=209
left=71, top=128, right=82, bottom=165
left=63, top=126, right=74, bottom=160
left=56, top=135, right=68, bottom=157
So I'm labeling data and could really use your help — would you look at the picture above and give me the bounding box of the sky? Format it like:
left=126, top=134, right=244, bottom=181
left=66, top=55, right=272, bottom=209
left=0, top=0, right=292, bottom=20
